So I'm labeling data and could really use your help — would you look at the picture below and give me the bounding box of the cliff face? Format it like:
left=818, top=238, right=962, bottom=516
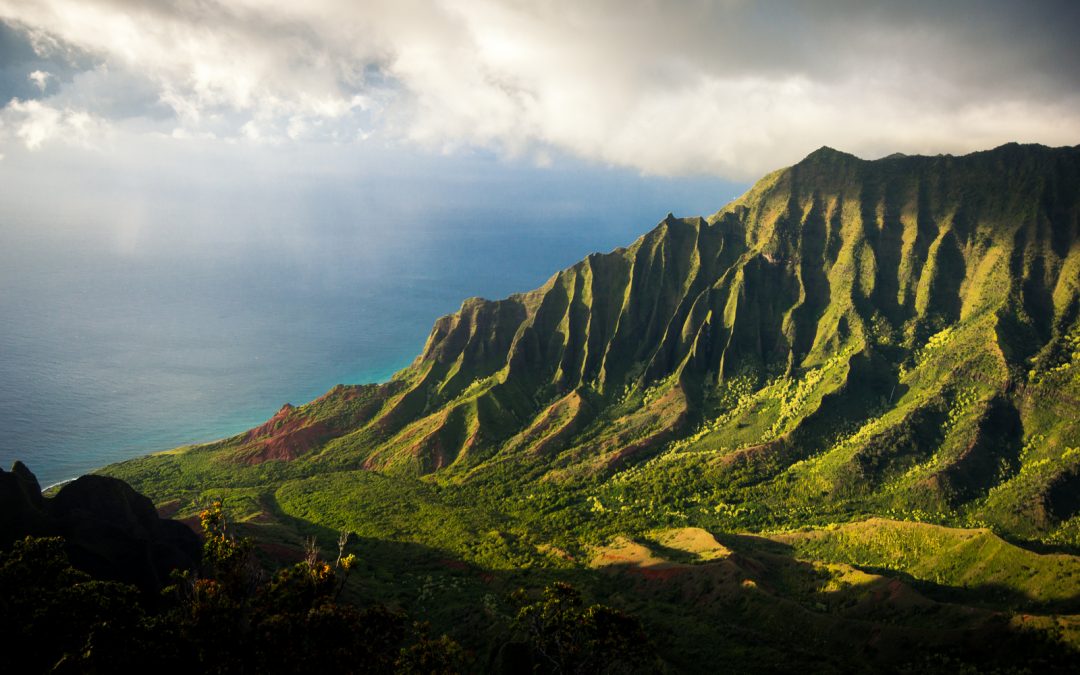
left=116, top=143, right=1080, bottom=541
left=0, top=462, right=200, bottom=593
left=407, top=144, right=1078, bottom=399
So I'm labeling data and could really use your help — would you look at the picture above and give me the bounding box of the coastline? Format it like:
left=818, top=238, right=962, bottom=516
left=41, top=476, right=76, bottom=493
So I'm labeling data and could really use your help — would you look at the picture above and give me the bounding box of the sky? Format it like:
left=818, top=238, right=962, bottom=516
left=0, top=0, right=1077, bottom=183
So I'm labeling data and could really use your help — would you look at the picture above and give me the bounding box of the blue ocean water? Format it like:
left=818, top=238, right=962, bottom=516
left=0, top=162, right=745, bottom=487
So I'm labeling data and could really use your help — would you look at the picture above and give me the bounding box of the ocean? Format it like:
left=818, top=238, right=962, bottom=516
left=0, top=160, right=744, bottom=487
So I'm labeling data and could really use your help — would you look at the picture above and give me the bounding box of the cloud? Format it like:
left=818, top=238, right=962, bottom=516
left=27, top=69, right=49, bottom=91
left=0, top=0, right=1077, bottom=177
left=0, top=98, right=110, bottom=149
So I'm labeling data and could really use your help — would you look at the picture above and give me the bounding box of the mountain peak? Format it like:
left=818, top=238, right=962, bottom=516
left=798, top=145, right=862, bottom=165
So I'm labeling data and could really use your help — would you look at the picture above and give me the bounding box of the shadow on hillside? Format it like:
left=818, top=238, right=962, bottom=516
left=236, top=496, right=1080, bottom=674
left=718, top=531, right=1080, bottom=614
left=600, top=528, right=1080, bottom=673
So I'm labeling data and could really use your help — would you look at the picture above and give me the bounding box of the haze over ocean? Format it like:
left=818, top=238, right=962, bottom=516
left=0, top=152, right=744, bottom=487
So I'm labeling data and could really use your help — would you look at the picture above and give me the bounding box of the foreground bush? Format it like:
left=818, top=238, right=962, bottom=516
left=0, top=501, right=465, bottom=674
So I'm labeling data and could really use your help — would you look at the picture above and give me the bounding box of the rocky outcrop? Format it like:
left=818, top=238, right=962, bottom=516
left=0, top=462, right=200, bottom=593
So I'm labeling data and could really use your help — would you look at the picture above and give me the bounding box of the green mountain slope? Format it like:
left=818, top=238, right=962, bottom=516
left=100, top=143, right=1080, bottom=670
left=111, top=142, right=1080, bottom=539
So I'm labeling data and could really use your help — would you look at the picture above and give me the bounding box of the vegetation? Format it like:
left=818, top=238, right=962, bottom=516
left=0, top=504, right=467, bottom=674
left=94, top=143, right=1080, bottom=671
left=509, top=582, right=657, bottom=674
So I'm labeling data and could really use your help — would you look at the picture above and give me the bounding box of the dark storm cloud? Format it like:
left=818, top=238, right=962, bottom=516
left=711, top=0, right=1080, bottom=92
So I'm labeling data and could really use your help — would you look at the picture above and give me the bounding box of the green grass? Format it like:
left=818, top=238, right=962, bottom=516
left=773, top=518, right=1080, bottom=612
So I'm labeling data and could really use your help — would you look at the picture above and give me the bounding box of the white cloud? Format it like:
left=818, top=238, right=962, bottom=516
left=1, top=98, right=110, bottom=150
left=7, top=99, right=61, bottom=149
left=28, top=70, right=51, bottom=91
left=0, top=0, right=1077, bottom=177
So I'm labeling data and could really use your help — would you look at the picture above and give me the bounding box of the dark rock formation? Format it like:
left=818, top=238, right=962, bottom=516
left=0, top=462, right=200, bottom=593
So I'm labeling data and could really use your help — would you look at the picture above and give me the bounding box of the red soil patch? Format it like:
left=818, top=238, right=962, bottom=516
left=423, top=434, right=453, bottom=472
left=600, top=388, right=689, bottom=470
left=604, top=414, right=688, bottom=469
left=871, top=579, right=914, bottom=604
left=403, top=411, right=460, bottom=472
left=234, top=404, right=334, bottom=465
left=518, top=391, right=587, bottom=456
left=156, top=499, right=182, bottom=519
left=363, top=419, right=454, bottom=472
left=629, top=566, right=689, bottom=581
left=245, top=403, right=297, bottom=440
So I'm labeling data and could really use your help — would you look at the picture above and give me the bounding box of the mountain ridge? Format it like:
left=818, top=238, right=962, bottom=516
left=106, top=142, right=1080, bottom=548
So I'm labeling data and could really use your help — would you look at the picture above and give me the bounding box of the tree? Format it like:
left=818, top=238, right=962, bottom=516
left=0, top=502, right=468, bottom=673
left=511, top=581, right=657, bottom=674
left=0, top=536, right=147, bottom=673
